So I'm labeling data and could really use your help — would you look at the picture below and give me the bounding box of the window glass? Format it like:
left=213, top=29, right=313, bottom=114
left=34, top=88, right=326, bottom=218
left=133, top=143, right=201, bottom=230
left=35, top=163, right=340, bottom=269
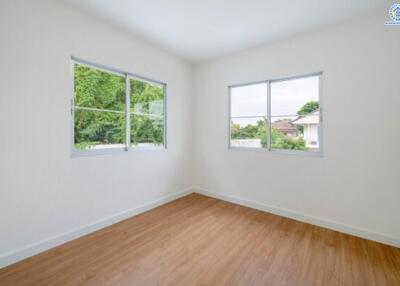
left=231, top=84, right=267, bottom=117
left=74, top=109, right=125, bottom=150
left=230, top=117, right=267, bottom=148
left=74, top=64, right=125, bottom=150
left=230, top=83, right=267, bottom=148
left=130, top=78, right=164, bottom=148
left=271, top=76, right=319, bottom=116
left=72, top=60, right=166, bottom=154
left=229, top=75, right=321, bottom=154
left=270, top=76, right=320, bottom=152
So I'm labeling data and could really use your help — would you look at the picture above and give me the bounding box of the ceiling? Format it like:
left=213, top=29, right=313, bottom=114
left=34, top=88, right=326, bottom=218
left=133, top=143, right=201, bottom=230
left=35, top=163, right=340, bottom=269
left=63, top=0, right=390, bottom=62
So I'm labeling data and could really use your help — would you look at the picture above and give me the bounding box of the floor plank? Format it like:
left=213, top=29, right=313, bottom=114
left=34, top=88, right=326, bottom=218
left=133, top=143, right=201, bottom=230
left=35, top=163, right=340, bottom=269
left=1, top=194, right=399, bottom=286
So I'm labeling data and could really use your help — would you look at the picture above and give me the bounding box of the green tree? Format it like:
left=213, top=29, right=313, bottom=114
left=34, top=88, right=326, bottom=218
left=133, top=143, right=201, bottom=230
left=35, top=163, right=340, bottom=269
left=270, top=128, right=306, bottom=150
left=297, top=101, right=319, bottom=115
left=74, top=65, right=164, bottom=150
left=130, top=79, right=164, bottom=145
left=231, top=119, right=266, bottom=140
left=260, top=126, right=306, bottom=150
left=74, top=65, right=126, bottom=149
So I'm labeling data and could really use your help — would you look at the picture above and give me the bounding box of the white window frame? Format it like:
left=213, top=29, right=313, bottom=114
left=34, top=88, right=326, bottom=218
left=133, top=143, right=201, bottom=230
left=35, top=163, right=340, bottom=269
left=228, top=72, right=323, bottom=157
left=70, top=57, right=167, bottom=157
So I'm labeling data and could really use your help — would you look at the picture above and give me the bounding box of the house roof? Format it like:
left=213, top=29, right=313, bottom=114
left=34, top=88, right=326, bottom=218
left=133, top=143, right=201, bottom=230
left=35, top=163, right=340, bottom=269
left=291, top=111, right=319, bottom=125
left=271, top=119, right=298, bottom=133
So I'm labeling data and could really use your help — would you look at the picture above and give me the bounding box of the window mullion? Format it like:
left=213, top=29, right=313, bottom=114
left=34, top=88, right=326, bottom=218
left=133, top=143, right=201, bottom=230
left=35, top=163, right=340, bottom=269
left=267, top=81, right=271, bottom=151
left=125, top=75, right=130, bottom=151
left=163, top=84, right=167, bottom=148
left=228, top=87, right=231, bottom=149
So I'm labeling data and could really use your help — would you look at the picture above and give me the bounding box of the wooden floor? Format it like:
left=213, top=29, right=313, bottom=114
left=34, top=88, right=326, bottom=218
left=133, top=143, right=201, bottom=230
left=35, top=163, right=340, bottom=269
left=1, top=194, right=399, bottom=286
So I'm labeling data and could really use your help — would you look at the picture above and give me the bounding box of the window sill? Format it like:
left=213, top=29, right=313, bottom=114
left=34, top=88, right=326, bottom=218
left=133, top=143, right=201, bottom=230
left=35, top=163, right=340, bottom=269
left=228, top=146, right=322, bottom=157
left=71, top=146, right=166, bottom=158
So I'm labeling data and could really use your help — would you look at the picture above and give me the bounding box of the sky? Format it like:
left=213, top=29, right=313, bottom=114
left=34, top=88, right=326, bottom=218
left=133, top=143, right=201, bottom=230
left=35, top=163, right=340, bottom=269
left=231, top=76, right=319, bottom=125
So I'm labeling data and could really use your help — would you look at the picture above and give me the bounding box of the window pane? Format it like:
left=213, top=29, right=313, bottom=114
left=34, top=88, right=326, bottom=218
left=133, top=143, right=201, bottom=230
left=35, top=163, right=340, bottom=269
left=271, top=76, right=319, bottom=116
left=130, top=77, right=164, bottom=148
left=130, top=114, right=164, bottom=147
left=230, top=83, right=267, bottom=117
left=230, top=117, right=266, bottom=148
left=130, top=78, right=164, bottom=116
left=291, top=113, right=320, bottom=152
left=271, top=115, right=319, bottom=152
left=74, top=64, right=125, bottom=111
left=74, top=109, right=125, bottom=150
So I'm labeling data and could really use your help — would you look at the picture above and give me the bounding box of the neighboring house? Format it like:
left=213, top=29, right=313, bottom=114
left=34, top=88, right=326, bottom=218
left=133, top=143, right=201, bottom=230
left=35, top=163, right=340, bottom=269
left=291, top=111, right=320, bottom=149
left=271, top=119, right=299, bottom=138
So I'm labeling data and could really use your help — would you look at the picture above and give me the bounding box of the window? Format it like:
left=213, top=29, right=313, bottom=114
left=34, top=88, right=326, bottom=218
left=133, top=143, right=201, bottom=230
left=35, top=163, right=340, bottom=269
left=229, top=73, right=322, bottom=155
left=230, top=83, right=267, bottom=148
left=72, top=58, right=166, bottom=155
left=129, top=78, right=165, bottom=148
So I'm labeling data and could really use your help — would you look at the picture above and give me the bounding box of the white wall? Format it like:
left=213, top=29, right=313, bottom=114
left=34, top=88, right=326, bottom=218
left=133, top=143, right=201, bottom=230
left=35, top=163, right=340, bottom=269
left=0, top=0, right=192, bottom=266
left=192, top=14, right=400, bottom=245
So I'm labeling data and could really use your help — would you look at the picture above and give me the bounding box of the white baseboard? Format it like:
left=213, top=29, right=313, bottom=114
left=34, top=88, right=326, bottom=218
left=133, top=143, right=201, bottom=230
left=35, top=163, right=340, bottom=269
left=0, top=188, right=192, bottom=269
left=194, top=187, right=400, bottom=248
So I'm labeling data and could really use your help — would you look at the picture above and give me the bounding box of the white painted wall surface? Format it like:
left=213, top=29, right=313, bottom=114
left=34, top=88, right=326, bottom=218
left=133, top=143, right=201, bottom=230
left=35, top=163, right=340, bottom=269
left=192, top=14, right=400, bottom=244
left=0, top=0, right=192, bottom=266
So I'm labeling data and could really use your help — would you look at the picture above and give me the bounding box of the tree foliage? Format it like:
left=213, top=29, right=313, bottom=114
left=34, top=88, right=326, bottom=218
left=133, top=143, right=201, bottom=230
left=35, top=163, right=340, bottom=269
left=74, top=65, right=164, bottom=150
left=260, top=122, right=306, bottom=150
left=129, top=79, right=164, bottom=145
left=269, top=129, right=306, bottom=150
left=297, top=101, right=319, bottom=115
left=231, top=120, right=263, bottom=140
